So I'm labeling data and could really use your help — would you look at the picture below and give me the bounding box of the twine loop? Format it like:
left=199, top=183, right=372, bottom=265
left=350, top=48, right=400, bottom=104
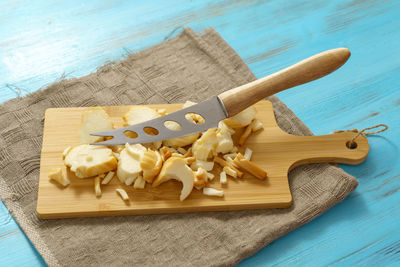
left=333, top=124, right=388, bottom=149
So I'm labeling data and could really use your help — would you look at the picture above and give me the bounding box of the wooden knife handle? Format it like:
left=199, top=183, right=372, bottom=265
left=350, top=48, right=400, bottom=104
left=218, top=48, right=351, bottom=117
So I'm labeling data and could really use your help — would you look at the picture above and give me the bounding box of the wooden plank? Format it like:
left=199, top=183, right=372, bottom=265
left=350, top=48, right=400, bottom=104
left=0, top=0, right=399, bottom=266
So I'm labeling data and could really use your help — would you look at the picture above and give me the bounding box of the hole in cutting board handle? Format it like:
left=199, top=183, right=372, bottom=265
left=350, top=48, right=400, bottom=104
left=346, top=141, right=358, bottom=149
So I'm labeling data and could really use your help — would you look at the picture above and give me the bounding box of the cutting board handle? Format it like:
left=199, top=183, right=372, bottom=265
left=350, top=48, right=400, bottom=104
left=287, top=131, right=369, bottom=171
left=219, top=48, right=351, bottom=116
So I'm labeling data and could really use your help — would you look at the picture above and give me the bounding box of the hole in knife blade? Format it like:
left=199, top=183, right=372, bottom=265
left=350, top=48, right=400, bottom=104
left=144, top=127, right=159, bottom=136
left=185, top=113, right=205, bottom=124
left=124, top=130, right=138, bottom=139
left=164, top=121, right=182, bottom=131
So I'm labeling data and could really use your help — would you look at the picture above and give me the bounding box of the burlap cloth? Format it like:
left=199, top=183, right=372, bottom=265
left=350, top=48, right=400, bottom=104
left=0, top=28, right=358, bottom=266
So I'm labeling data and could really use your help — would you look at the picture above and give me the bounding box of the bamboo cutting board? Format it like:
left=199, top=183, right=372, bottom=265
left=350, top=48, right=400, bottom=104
left=37, top=101, right=369, bottom=219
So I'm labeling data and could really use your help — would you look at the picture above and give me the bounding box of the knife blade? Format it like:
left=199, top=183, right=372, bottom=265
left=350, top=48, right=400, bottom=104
left=91, top=48, right=350, bottom=146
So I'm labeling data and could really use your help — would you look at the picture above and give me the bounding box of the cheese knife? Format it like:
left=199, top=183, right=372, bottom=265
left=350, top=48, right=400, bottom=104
left=91, top=48, right=350, bottom=145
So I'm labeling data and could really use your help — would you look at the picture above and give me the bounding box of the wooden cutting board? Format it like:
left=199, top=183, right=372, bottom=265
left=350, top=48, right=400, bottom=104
left=37, top=101, right=369, bottom=219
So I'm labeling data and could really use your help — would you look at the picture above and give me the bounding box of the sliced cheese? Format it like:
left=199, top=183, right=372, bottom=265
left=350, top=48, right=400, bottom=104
left=123, top=106, right=161, bottom=149
left=117, top=143, right=147, bottom=183
left=79, top=108, right=113, bottom=144
left=64, top=145, right=117, bottom=178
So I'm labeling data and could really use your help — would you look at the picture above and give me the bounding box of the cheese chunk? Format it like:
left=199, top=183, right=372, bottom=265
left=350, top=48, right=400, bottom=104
left=133, top=175, right=146, bottom=189
left=117, top=143, right=147, bottom=183
left=48, top=168, right=70, bottom=187
left=216, top=121, right=235, bottom=154
left=64, top=145, right=117, bottom=178
left=190, top=160, right=214, bottom=172
left=223, top=106, right=256, bottom=128
left=194, top=167, right=208, bottom=189
left=192, top=129, right=218, bottom=161
left=79, top=108, right=113, bottom=144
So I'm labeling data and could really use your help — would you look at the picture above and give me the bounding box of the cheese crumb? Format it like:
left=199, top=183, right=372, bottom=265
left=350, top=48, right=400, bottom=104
left=203, top=187, right=224, bottom=197
left=220, top=171, right=227, bottom=185
left=116, top=188, right=129, bottom=201
left=251, top=119, right=264, bottom=132
left=157, top=108, right=167, bottom=116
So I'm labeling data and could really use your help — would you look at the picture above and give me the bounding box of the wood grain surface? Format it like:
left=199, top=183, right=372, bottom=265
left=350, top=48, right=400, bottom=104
left=37, top=101, right=368, bottom=219
left=1, top=0, right=399, bottom=266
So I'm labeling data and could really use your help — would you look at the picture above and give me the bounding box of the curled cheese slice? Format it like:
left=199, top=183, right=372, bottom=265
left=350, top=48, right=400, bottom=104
left=152, top=157, right=194, bottom=201
left=140, top=149, right=162, bottom=183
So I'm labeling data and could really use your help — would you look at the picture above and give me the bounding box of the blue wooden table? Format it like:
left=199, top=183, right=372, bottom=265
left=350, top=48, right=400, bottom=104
left=1, top=1, right=399, bottom=266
